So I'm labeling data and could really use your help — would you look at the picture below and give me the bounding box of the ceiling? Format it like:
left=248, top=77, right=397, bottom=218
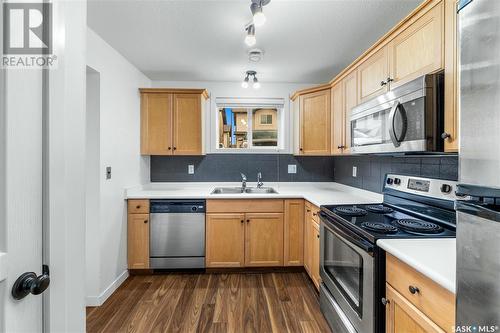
left=87, top=0, right=421, bottom=84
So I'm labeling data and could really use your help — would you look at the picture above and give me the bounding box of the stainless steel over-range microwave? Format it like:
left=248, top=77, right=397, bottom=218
left=350, top=72, right=444, bottom=154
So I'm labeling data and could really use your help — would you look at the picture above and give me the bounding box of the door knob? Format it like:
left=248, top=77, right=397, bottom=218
left=441, top=132, right=451, bottom=140
left=380, top=80, right=387, bottom=86
left=408, top=285, right=420, bottom=294
left=386, top=77, right=394, bottom=83
left=12, top=265, right=50, bottom=300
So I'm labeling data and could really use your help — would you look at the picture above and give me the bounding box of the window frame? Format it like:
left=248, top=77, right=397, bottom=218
left=212, top=97, right=287, bottom=154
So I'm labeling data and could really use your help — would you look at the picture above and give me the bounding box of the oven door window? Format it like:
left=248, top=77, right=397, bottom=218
left=323, top=228, right=363, bottom=316
left=351, top=107, right=392, bottom=147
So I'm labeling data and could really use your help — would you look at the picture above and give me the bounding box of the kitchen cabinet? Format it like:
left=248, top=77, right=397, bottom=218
left=342, top=70, right=358, bottom=154
left=245, top=213, right=284, bottom=267
left=298, top=89, right=331, bottom=155
left=331, top=83, right=344, bottom=155
left=127, top=199, right=150, bottom=269
left=385, top=284, right=445, bottom=333
left=205, top=213, right=245, bottom=268
left=140, top=88, right=208, bottom=155
left=388, top=2, right=443, bottom=89
left=304, top=201, right=321, bottom=290
left=205, top=199, right=284, bottom=268
left=385, top=253, right=455, bottom=332
left=443, top=0, right=459, bottom=152
left=358, top=46, right=389, bottom=103
left=284, top=199, right=304, bottom=266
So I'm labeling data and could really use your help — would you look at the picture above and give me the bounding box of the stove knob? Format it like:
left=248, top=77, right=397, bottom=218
left=386, top=178, right=394, bottom=185
left=394, top=178, right=401, bottom=185
left=440, top=184, right=452, bottom=194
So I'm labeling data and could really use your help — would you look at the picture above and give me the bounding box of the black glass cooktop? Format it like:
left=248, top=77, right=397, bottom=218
left=320, top=203, right=456, bottom=243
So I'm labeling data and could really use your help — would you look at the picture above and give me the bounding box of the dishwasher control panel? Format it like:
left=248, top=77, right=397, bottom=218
left=150, top=200, right=206, bottom=213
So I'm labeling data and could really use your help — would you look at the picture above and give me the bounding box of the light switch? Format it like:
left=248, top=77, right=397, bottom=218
left=352, top=166, right=357, bottom=178
left=288, top=164, right=297, bottom=174
left=188, top=165, right=195, bottom=174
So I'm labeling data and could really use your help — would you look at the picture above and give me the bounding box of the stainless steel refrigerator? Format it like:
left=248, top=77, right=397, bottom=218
left=456, top=0, right=500, bottom=329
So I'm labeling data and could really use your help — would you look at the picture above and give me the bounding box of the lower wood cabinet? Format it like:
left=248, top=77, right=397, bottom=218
left=385, top=254, right=455, bottom=333
left=284, top=199, right=304, bottom=266
left=127, top=210, right=150, bottom=269
left=245, top=213, right=284, bottom=267
left=386, top=284, right=446, bottom=333
left=304, top=201, right=321, bottom=290
left=205, top=213, right=245, bottom=268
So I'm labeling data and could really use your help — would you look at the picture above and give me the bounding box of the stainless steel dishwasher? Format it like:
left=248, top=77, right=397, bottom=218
left=149, top=200, right=205, bottom=269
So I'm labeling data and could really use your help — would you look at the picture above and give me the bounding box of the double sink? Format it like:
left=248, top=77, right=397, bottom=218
left=211, top=187, right=278, bottom=195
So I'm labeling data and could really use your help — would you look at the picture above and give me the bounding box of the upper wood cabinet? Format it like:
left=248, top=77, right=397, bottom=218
left=331, top=83, right=344, bottom=155
left=284, top=199, right=304, bottom=266
left=388, top=2, right=443, bottom=89
left=140, top=88, right=208, bottom=155
left=358, top=46, right=390, bottom=103
left=298, top=89, right=331, bottom=155
left=343, top=70, right=358, bottom=154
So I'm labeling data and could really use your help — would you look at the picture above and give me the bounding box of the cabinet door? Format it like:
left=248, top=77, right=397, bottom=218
left=331, top=84, right=344, bottom=155
left=386, top=284, right=445, bottom=333
left=311, top=222, right=321, bottom=290
left=443, top=0, right=458, bottom=152
left=128, top=213, right=150, bottom=269
left=206, top=213, right=245, bottom=268
left=343, top=70, right=358, bottom=153
left=303, top=202, right=313, bottom=274
left=245, top=213, right=284, bottom=267
left=172, top=93, right=202, bottom=155
left=299, top=89, right=331, bottom=155
left=284, top=200, right=304, bottom=266
left=141, top=93, right=173, bottom=155
left=388, top=2, right=443, bottom=89
left=358, top=46, right=389, bottom=103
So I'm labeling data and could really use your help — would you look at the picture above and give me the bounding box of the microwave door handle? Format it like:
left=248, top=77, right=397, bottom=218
left=388, top=101, right=408, bottom=147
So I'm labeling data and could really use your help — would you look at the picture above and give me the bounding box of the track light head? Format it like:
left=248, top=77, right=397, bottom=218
left=252, top=76, right=260, bottom=89
left=245, top=24, right=256, bottom=46
left=250, top=2, right=266, bottom=27
left=241, top=75, right=250, bottom=88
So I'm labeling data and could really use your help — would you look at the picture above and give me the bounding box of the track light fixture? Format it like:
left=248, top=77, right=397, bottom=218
left=245, top=24, right=256, bottom=47
left=242, top=70, right=260, bottom=89
left=250, top=0, right=270, bottom=27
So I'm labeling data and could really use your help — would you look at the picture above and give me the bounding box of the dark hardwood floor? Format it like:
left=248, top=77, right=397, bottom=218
left=86, top=272, right=331, bottom=333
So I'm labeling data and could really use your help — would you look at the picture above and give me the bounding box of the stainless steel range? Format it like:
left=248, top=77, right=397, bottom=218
left=319, top=174, right=458, bottom=333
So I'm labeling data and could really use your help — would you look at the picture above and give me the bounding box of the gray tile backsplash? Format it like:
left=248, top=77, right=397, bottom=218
left=150, top=154, right=335, bottom=182
left=150, top=154, right=458, bottom=194
left=333, top=154, right=458, bottom=193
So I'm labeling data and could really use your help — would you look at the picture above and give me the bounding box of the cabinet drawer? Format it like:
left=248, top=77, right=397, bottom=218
left=207, top=199, right=284, bottom=213
left=128, top=200, right=150, bottom=214
left=386, top=254, right=455, bottom=331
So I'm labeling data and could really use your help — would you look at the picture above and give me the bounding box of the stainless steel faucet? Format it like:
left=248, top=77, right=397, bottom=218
left=257, top=172, right=263, bottom=188
left=240, top=173, right=247, bottom=190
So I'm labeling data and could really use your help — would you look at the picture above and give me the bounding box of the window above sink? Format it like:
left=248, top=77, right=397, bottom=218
left=214, top=98, right=286, bottom=153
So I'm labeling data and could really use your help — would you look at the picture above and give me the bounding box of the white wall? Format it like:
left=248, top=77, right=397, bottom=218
left=86, top=28, right=151, bottom=305
left=152, top=80, right=313, bottom=153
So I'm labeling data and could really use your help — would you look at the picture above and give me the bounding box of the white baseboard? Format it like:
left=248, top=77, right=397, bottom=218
left=85, top=270, right=129, bottom=307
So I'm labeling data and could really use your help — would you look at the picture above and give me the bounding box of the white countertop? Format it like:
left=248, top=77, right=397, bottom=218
left=125, top=182, right=383, bottom=207
left=377, top=238, right=456, bottom=293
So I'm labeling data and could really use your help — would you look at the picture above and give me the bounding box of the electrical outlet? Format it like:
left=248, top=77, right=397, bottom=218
left=288, top=164, right=297, bottom=174
left=106, top=166, right=112, bottom=180
left=352, top=166, right=357, bottom=178
left=188, top=165, right=195, bottom=174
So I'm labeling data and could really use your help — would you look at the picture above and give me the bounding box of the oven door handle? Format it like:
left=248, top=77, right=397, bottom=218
left=320, top=213, right=374, bottom=254
left=388, top=101, right=408, bottom=147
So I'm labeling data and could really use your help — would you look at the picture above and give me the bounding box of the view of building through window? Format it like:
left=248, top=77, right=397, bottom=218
left=218, top=107, right=279, bottom=149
